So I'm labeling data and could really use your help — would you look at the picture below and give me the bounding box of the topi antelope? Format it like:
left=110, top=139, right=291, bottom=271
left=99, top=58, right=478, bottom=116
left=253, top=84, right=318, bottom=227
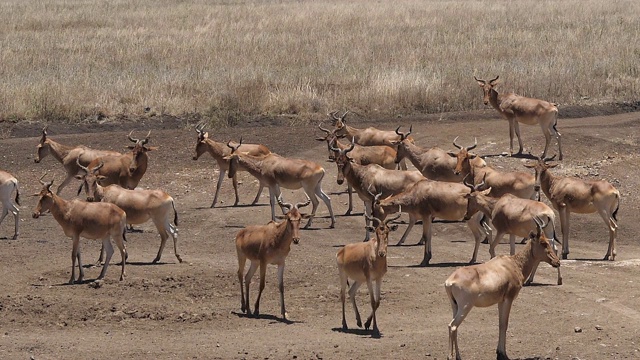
left=86, top=130, right=157, bottom=190
left=76, top=159, right=181, bottom=264
left=330, top=111, right=411, bottom=147
left=193, top=123, right=271, bottom=207
left=332, top=140, right=424, bottom=241
left=32, top=175, right=127, bottom=284
left=524, top=155, right=620, bottom=260
left=235, top=196, right=311, bottom=320
left=337, top=213, right=400, bottom=338
left=225, top=139, right=335, bottom=229
left=0, top=170, right=20, bottom=240
left=463, top=176, right=562, bottom=285
left=34, top=126, right=121, bottom=194
left=475, top=76, right=563, bottom=160
left=445, top=216, right=560, bottom=360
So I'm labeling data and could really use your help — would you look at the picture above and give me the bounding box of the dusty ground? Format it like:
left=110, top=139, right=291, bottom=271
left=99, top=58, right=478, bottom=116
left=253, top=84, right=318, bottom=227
left=1, top=110, right=640, bottom=360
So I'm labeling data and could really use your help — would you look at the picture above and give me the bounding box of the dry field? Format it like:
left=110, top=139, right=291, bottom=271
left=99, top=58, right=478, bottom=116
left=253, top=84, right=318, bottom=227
left=1, top=110, right=640, bottom=359
left=0, top=0, right=639, bottom=124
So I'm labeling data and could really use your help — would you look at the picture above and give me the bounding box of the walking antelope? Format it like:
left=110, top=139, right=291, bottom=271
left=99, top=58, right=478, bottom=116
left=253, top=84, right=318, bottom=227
left=32, top=175, right=127, bottom=284
left=371, top=181, right=486, bottom=265
left=475, top=76, right=563, bottom=160
left=193, top=124, right=271, bottom=207
left=86, top=131, right=156, bottom=190
left=0, top=170, right=20, bottom=239
left=330, top=111, right=411, bottom=147
left=462, top=177, right=562, bottom=285
left=332, top=141, right=425, bottom=241
left=34, top=126, right=121, bottom=194
left=76, top=159, right=181, bottom=264
left=337, top=213, right=400, bottom=338
left=524, top=156, right=620, bottom=260
left=236, top=196, right=311, bottom=320
left=445, top=216, right=560, bottom=360
left=392, top=128, right=486, bottom=183
left=225, top=140, right=335, bottom=229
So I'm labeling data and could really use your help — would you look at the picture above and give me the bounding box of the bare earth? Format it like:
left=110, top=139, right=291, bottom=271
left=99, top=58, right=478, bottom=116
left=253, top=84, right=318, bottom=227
left=1, top=110, right=640, bottom=360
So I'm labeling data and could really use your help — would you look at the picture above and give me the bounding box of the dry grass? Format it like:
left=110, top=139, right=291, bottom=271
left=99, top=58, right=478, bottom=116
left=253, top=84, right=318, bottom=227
left=0, top=0, right=638, bottom=125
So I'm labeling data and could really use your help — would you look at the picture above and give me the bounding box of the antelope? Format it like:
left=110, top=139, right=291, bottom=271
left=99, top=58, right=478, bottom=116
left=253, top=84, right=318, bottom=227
left=236, top=196, right=311, bottom=320
left=445, top=216, right=560, bottom=360
left=330, top=111, right=411, bottom=147
left=392, top=129, right=486, bottom=183
left=462, top=177, right=562, bottom=285
left=524, top=156, right=620, bottom=260
left=34, top=126, right=121, bottom=194
left=370, top=180, right=487, bottom=265
left=225, top=140, right=335, bottom=229
left=332, top=141, right=425, bottom=241
left=193, top=124, right=271, bottom=207
left=475, top=75, right=563, bottom=160
left=76, top=159, right=181, bottom=264
left=32, top=176, right=127, bottom=284
left=337, top=213, right=400, bottom=338
left=452, top=138, right=536, bottom=200
left=0, top=170, right=20, bottom=240
left=86, top=130, right=156, bottom=190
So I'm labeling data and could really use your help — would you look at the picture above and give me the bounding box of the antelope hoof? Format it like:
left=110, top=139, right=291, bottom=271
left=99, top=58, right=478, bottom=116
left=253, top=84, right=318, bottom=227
left=481, top=237, right=490, bottom=244
left=371, top=329, right=381, bottom=338
left=68, top=278, right=76, bottom=285
left=468, top=259, right=477, bottom=265
left=496, top=349, right=510, bottom=360
left=562, top=253, right=568, bottom=260
left=233, top=200, right=239, bottom=206
left=356, top=319, right=363, bottom=328
left=558, top=278, right=563, bottom=286
left=344, top=209, right=352, bottom=216
left=395, top=240, right=405, bottom=246
left=11, top=234, right=18, bottom=240
left=417, top=239, right=425, bottom=245
left=342, top=321, right=348, bottom=330
left=282, top=312, right=288, bottom=320
left=364, top=318, right=372, bottom=330
left=253, top=310, right=260, bottom=318
left=152, top=257, right=160, bottom=264
left=419, top=259, right=431, bottom=267
left=519, top=237, right=527, bottom=244
left=176, top=255, right=183, bottom=263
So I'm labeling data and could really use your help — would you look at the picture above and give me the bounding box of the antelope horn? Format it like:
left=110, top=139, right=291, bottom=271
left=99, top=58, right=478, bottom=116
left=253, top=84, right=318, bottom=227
left=462, top=174, right=475, bottom=191
left=329, top=138, right=341, bottom=152
left=367, top=185, right=383, bottom=204
left=127, top=130, right=139, bottom=143
left=476, top=173, right=487, bottom=190
left=76, top=157, right=89, bottom=173
left=489, top=75, right=500, bottom=83
left=533, top=215, right=548, bottom=234
left=365, top=214, right=382, bottom=227
left=545, top=154, right=557, bottom=162
left=195, top=122, right=205, bottom=134
left=452, top=136, right=462, bottom=150
left=329, top=111, right=341, bottom=121
left=345, top=137, right=355, bottom=153
left=92, top=161, right=104, bottom=173
left=276, top=195, right=293, bottom=211
left=340, top=110, right=349, bottom=120
left=384, top=212, right=402, bottom=225
left=466, top=138, right=477, bottom=151
left=38, top=173, right=48, bottom=185
left=295, top=194, right=311, bottom=209
left=42, top=126, right=48, bottom=137
left=474, top=76, right=486, bottom=84
left=141, top=130, right=151, bottom=145
left=318, top=123, right=332, bottom=135
left=226, top=138, right=242, bottom=152
left=527, top=151, right=541, bottom=161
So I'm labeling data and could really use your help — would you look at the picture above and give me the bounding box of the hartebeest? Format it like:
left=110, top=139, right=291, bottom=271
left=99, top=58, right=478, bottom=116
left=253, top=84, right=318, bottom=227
left=35, top=126, right=121, bottom=194
left=371, top=180, right=487, bottom=265
left=225, top=140, right=335, bottom=229
left=32, top=176, right=127, bottom=284
left=332, top=141, right=425, bottom=241
left=193, top=124, right=271, bottom=207
left=463, top=177, right=562, bottom=285
left=330, top=111, right=410, bottom=147
left=392, top=129, right=486, bottom=182
left=475, top=76, right=563, bottom=160
left=524, top=156, right=620, bottom=260
left=445, top=216, right=560, bottom=360
left=76, top=159, right=181, bottom=264
left=0, top=170, right=20, bottom=240
left=337, top=213, right=400, bottom=338
left=86, top=131, right=156, bottom=190
left=236, top=196, right=311, bottom=319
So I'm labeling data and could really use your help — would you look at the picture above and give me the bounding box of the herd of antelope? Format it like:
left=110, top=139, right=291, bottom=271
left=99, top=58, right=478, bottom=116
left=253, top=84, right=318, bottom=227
left=0, top=76, right=622, bottom=360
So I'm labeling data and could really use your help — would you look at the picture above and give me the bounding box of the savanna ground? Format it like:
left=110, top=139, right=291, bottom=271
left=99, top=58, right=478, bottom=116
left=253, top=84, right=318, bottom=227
left=1, top=109, right=640, bottom=360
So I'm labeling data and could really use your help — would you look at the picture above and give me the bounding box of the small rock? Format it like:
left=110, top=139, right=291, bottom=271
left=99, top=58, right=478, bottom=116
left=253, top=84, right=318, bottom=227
left=596, top=325, right=603, bottom=330
left=596, top=298, right=608, bottom=303
left=574, top=327, right=582, bottom=333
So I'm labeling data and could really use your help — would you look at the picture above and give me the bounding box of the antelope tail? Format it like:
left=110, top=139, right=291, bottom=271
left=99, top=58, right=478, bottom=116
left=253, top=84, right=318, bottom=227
left=612, top=193, right=620, bottom=222
left=172, top=199, right=179, bottom=226
left=14, top=180, right=20, bottom=206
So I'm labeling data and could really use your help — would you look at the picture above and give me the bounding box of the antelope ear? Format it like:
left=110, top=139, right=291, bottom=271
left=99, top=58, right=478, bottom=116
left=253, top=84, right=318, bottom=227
left=365, top=226, right=375, bottom=233
left=301, top=214, right=313, bottom=219
left=477, top=81, right=485, bottom=87
left=97, top=175, right=107, bottom=181
left=447, top=152, right=457, bottom=157
left=548, top=163, right=559, bottom=168
left=463, top=193, right=472, bottom=199
left=481, top=188, right=492, bottom=195
left=144, top=146, right=159, bottom=151
left=275, top=215, right=287, bottom=220
left=528, top=231, right=536, bottom=239
left=523, top=163, right=535, bottom=168
left=390, top=140, right=400, bottom=146
left=126, top=145, right=135, bottom=149
left=315, top=137, right=326, bottom=141
left=203, top=132, right=209, bottom=139
left=74, top=175, right=84, bottom=180
left=31, top=193, right=41, bottom=197
left=389, top=224, right=399, bottom=231
left=470, top=154, right=477, bottom=159
left=489, top=79, right=499, bottom=86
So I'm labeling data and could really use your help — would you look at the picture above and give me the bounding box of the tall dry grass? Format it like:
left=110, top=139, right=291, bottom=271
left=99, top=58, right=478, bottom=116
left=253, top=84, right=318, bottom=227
left=0, top=0, right=638, bottom=126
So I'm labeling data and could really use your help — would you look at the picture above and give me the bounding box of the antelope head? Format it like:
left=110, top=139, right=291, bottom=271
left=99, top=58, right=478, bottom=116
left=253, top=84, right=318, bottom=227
left=329, top=110, right=349, bottom=130
left=34, top=126, right=49, bottom=163
left=276, top=195, right=312, bottom=244
left=530, top=215, right=561, bottom=268
left=193, top=123, right=209, bottom=160
left=523, top=153, right=558, bottom=194
left=364, top=213, right=400, bottom=258
left=126, top=130, right=157, bottom=175
left=462, top=174, right=490, bottom=221
left=32, top=174, right=54, bottom=218
left=225, top=138, right=243, bottom=178
left=392, top=125, right=413, bottom=163
left=316, top=123, right=342, bottom=161
left=75, top=157, right=106, bottom=202
left=450, top=136, right=478, bottom=175
left=331, top=137, right=355, bottom=185
left=474, top=75, right=500, bottom=105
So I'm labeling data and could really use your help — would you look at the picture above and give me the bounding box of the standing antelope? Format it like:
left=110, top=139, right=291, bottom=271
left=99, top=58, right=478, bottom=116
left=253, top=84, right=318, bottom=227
left=236, top=196, right=311, bottom=320
left=76, top=159, right=181, bottom=264
left=332, top=141, right=425, bottom=241
left=524, top=156, right=620, bottom=260
left=462, top=177, right=562, bottom=285
left=193, top=124, right=271, bottom=207
left=392, top=129, right=486, bottom=182
left=32, top=176, right=127, bottom=284
left=225, top=140, right=335, bottom=229
left=330, top=111, right=410, bottom=147
left=371, top=180, right=487, bottom=265
left=445, top=216, right=560, bottom=360
left=34, top=126, right=121, bottom=194
left=86, top=131, right=156, bottom=190
left=337, top=213, right=400, bottom=338
left=475, top=75, right=563, bottom=160
left=0, top=170, right=20, bottom=239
